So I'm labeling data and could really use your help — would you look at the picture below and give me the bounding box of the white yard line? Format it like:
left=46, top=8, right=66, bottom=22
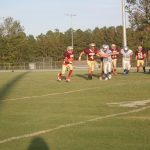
left=1, top=82, right=126, bottom=102
left=2, top=87, right=101, bottom=102
left=108, top=99, right=150, bottom=108
left=0, top=105, right=150, bottom=144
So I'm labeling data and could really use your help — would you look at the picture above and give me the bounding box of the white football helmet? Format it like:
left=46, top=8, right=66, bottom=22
left=103, top=44, right=109, bottom=49
left=124, top=46, right=128, bottom=51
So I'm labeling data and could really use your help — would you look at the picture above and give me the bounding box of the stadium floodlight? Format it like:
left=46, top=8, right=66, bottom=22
left=66, top=14, right=76, bottom=48
left=122, top=0, right=127, bottom=48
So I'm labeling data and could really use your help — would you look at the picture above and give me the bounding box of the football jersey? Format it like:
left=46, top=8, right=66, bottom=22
left=83, top=48, right=99, bottom=61
left=111, top=48, right=119, bottom=59
left=121, top=49, right=133, bottom=61
left=100, top=49, right=112, bottom=62
left=135, top=50, right=145, bottom=60
left=63, top=50, right=75, bottom=64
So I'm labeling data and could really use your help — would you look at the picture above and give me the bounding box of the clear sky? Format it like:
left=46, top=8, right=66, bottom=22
left=0, top=0, right=128, bottom=36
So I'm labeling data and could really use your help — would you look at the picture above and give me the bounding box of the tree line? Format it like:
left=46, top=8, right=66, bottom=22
left=0, top=0, right=150, bottom=64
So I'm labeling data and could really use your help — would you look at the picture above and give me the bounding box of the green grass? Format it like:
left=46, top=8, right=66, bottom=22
left=0, top=70, right=150, bottom=150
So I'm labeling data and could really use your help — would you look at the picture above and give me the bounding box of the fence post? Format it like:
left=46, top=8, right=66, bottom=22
left=50, top=57, right=53, bottom=69
left=43, top=58, right=45, bottom=70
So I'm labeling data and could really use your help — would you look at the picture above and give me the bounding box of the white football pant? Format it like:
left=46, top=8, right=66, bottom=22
left=122, top=60, right=131, bottom=70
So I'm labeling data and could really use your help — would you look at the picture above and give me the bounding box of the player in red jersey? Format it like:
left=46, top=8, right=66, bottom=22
left=57, top=46, right=75, bottom=82
left=78, top=43, right=107, bottom=80
left=110, top=44, right=120, bottom=75
left=135, top=46, right=146, bottom=72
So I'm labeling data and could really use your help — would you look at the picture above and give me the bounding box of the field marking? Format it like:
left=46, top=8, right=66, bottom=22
left=1, top=87, right=102, bottom=102
left=2, top=82, right=127, bottom=102
left=0, top=105, right=150, bottom=144
left=108, top=99, right=150, bottom=108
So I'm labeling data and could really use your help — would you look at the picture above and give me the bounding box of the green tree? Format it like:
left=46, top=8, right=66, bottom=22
left=126, top=0, right=150, bottom=31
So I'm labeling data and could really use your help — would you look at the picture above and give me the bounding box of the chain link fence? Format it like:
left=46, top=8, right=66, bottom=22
left=0, top=57, right=150, bottom=71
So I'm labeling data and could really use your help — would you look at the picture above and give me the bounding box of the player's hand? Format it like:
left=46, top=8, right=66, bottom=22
left=102, top=53, right=109, bottom=58
left=78, top=57, right=81, bottom=61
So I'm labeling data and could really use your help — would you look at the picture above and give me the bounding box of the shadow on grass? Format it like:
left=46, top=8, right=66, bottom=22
left=92, top=74, right=100, bottom=79
left=0, top=72, right=29, bottom=105
left=27, top=137, right=50, bottom=150
left=75, top=73, right=100, bottom=80
left=75, top=74, right=88, bottom=80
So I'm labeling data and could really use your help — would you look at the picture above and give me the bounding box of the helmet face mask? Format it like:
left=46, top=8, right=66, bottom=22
left=124, top=46, right=128, bottom=52
left=103, top=44, right=109, bottom=50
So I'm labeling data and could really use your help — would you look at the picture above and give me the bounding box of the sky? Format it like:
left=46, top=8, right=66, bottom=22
left=0, top=0, right=128, bottom=36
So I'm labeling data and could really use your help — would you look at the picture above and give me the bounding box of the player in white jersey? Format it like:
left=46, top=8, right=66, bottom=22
left=100, top=45, right=112, bottom=80
left=120, top=46, right=133, bottom=75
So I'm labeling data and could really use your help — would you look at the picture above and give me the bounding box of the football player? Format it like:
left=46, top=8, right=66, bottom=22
left=120, top=46, right=133, bottom=75
left=78, top=43, right=107, bottom=80
left=110, top=44, right=120, bottom=75
left=135, top=46, right=146, bottom=72
left=57, top=46, right=75, bottom=82
left=100, top=45, right=112, bottom=80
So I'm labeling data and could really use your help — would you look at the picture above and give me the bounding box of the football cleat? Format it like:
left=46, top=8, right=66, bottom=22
left=88, top=75, right=92, bottom=80
left=108, top=74, right=112, bottom=80
left=57, top=73, right=62, bottom=81
left=105, top=77, right=108, bottom=80
left=66, top=77, right=70, bottom=82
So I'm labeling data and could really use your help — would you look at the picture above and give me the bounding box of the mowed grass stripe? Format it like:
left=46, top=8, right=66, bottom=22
left=1, top=81, right=127, bottom=102
left=0, top=104, right=150, bottom=144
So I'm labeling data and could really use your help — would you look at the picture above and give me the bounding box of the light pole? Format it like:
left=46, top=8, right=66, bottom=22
left=122, top=0, right=127, bottom=48
left=66, top=14, right=76, bottom=48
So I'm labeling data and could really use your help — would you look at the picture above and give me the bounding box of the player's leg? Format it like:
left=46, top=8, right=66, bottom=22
left=126, top=61, right=131, bottom=74
left=87, top=61, right=94, bottom=80
left=112, top=60, right=115, bottom=75
left=141, top=60, right=146, bottom=72
left=108, top=62, right=112, bottom=79
left=57, top=65, right=66, bottom=81
left=137, top=60, right=140, bottom=72
left=103, top=62, right=108, bottom=80
left=66, top=64, right=73, bottom=82
left=122, top=60, right=127, bottom=74
left=99, top=61, right=104, bottom=80
left=113, top=59, right=117, bottom=75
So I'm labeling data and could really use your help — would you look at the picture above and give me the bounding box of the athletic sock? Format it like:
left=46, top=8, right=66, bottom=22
left=137, top=66, right=139, bottom=72
left=88, top=74, right=92, bottom=80
left=67, top=70, right=73, bottom=78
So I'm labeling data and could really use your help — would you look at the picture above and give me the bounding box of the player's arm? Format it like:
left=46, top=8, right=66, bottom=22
left=135, top=55, right=138, bottom=60
left=98, top=52, right=109, bottom=58
left=64, top=57, right=69, bottom=63
left=78, top=51, right=84, bottom=61
left=112, top=51, right=119, bottom=55
left=144, top=51, right=146, bottom=60
left=135, top=51, right=138, bottom=60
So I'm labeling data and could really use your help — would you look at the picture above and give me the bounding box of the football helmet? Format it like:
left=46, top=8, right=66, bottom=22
left=103, top=44, right=109, bottom=49
left=67, top=46, right=73, bottom=50
left=124, top=46, right=128, bottom=51
left=89, top=43, right=96, bottom=47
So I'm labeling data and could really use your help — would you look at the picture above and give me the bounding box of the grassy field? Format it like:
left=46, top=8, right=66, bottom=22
left=0, top=70, right=150, bottom=150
